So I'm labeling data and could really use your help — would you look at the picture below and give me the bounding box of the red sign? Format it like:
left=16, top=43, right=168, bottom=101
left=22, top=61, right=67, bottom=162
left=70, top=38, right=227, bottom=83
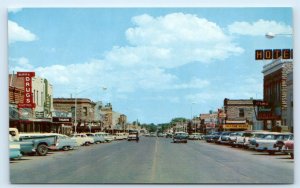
left=255, top=49, right=293, bottom=60
left=17, top=72, right=36, bottom=108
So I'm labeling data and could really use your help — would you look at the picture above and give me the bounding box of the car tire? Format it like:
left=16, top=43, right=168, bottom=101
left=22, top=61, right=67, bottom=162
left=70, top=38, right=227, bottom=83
left=62, top=146, right=69, bottom=151
left=268, top=151, right=275, bottom=155
left=37, top=144, right=48, bottom=156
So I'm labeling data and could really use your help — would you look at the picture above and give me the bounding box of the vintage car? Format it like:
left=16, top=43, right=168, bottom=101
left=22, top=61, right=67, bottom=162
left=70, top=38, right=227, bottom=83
left=246, top=131, right=272, bottom=150
left=281, top=135, right=294, bottom=159
left=173, top=132, right=188, bottom=143
left=127, top=130, right=139, bottom=141
left=216, top=132, right=232, bottom=144
left=254, top=133, right=292, bottom=154
left=234, top=131, right=254, bottom=148
left=188, top=133, right=203, bottom=140
left=204, top=132, right=221, bottom=143
left=166, top=133, right=173, bottom=138
left=86, top=133, right=106, bottom=143
left=113, top=133, right=128, bottom=140
left=94, top=132, right=115, bottom=142
left=45, top=133, right=78, bottom=151
left=70, top=133, right=95, bottom=146
left=9, top=139, right=22, bottom=160
left=9, top=129, right=36, bottom=155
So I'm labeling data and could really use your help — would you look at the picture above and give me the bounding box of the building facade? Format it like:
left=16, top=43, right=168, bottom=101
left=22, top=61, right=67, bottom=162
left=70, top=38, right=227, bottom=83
left=286, top=71, right=293, bottom=132
left=223, top=99, right=263, bottom=131
left=53, top=98, right=97, bottom=133
left=9, top=74, right=54, bottom=133
left=262, top=59, right=293, bottom=131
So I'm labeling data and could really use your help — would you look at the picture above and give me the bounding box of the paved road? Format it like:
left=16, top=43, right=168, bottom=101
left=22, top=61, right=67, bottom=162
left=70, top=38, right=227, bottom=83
left=10, top=137, right=293, bottom=184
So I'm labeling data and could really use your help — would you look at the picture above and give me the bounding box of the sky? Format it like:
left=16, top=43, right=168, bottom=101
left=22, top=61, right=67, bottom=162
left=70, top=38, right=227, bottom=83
left=8, top=8, right=293, bottom=124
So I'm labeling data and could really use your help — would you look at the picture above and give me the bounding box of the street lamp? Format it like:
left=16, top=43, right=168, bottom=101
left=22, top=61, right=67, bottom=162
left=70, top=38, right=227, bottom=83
left=191, top=102, right=196, bottom=133
left=265, top=32, right=293, bottom=39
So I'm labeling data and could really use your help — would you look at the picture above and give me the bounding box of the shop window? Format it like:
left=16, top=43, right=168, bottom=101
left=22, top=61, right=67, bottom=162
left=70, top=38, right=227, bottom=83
left=83, top=107, right=88, bottom=116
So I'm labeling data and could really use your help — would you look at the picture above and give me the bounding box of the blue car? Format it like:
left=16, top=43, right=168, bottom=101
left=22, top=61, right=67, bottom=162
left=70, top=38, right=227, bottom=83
left=9, top=142, right=22, bottom=160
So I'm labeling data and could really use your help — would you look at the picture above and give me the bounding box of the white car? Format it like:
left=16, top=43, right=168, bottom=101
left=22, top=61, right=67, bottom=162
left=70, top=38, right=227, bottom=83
left=94, top=132, right=115, bottom=142
left=234, top=131, right=254, bottom=148
left=255, top=133, right=293, bottom=154
left=247, top=132, right=272, bottom=149
left=70, top=133, right=95, bottom=146
left=113, top=133, right=128, bottom=140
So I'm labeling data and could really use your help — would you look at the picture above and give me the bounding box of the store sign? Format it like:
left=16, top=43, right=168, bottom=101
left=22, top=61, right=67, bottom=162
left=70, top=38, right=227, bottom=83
left=205, top=123, right=215, bottom=128
left=255, top=49, right=293, bottom=60
left=223, top=124, right=248, bottom=129
left=253, top=100, right=281, bottom=120
left=52, top=117, right=72, bottom=123
left=17, top=72, right=36, bottom=108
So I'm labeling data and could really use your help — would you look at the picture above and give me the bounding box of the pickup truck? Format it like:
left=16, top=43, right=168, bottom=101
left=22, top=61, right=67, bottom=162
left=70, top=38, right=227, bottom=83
left=9, top=128, right=53, bottom=156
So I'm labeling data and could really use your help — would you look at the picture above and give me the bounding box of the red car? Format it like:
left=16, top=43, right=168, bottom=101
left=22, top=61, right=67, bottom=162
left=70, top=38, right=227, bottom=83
left=282, top=135, right=294, bottom=159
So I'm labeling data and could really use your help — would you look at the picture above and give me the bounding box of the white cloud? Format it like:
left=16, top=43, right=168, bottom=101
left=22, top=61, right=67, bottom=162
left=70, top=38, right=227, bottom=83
left=228, top=19, right=292, bottom=36
left=122, top=13, right=244, bottom=67
left=8, top=20, right=37, bottom=43
left=9, top=13, right=247, bottom=98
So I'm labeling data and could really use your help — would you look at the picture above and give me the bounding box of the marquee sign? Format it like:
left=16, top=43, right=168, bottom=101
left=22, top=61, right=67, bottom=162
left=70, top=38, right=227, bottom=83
left=223, top=124, right=249, bottom=129
left=255, top=49, right=293, bottom=60
left=253, top=100, right=280, bottom=120
left=17, top=72, right=36, bottom=108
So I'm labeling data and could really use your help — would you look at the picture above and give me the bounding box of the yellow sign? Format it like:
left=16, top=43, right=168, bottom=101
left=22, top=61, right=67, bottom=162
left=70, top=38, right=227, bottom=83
left=223, top=124, right=249, bottom=129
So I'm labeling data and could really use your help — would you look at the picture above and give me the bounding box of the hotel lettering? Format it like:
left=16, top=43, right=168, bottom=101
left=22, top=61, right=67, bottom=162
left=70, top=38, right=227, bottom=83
left=255, top=49, right=293, bottom=60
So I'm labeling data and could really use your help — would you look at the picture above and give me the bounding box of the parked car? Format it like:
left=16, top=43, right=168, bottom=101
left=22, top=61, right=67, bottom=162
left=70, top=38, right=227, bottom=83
left=254, top=133, right=292, bottom=154
left=247, top=131, right=272, bottom=150
left=149, top=132, right=157, bottom=137
left=45, top=133, right=78, bottom=151
left=94, top=132, right=115, bottom=142
left=204, top=132, right=221, bottom=143
left=166, top=133, right=173, bottom=138
left=216, top=132, right=232, bottom=144
left=86, top=133, right=106, bottom=143
left=17, top=132, right=56, bottom=156
left=113, top=133, right=128, bottom=140
left=173, top=132, right=188, bottom=143
left=274, top=134, right=293, bottom=152
left=234, top=131, right=254, bottom=148
left=9, top=128, right=36, bottom=156
left=9, top=138, right=22, bottom=160
left=70, top=133, right=95, bottom=146
left=228, top=132, right=240, bottom=146
left=188, top=133, right=203, bottom=140
left=281, top=135, right=294, bottom=159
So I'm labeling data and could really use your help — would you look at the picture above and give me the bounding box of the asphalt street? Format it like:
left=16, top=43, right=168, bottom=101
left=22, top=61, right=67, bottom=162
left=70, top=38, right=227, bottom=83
left=10, top=136, right=294, bottom=184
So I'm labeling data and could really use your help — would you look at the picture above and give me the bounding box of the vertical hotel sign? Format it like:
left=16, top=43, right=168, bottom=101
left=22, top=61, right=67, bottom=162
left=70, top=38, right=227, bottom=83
left=17, top=72, right=36, bottom=108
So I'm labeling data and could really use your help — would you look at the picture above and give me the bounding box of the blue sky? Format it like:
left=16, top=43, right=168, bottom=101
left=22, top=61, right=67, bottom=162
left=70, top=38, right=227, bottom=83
left=8, top=8, right=293, bottom=124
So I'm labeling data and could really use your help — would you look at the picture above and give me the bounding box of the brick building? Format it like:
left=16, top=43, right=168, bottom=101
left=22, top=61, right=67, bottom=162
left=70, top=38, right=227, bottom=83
left=262, top=59, right=293, bottom=131
left=223, top=99, right=263, bottom=131
left=9, top=74, right=53, bottom=133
